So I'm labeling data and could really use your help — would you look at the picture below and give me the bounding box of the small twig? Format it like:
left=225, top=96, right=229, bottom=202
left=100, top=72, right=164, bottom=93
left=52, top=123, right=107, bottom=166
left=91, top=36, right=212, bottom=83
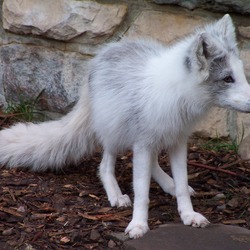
left=0, top=112, right=25, bottom=118
left=219, top=159, right=250, bottom=169
left=188, top=161, right=250, bottom=181
left=0, top=206, right=22, bottom=217
left=6, top=187, right=16, bottom=202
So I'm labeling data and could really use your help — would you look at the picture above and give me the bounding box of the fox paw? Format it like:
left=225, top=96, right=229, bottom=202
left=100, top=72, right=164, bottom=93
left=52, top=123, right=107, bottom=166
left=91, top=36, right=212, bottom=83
left=125, top=221, right=149, bottom=239
left=181, top=211, right=210, bottom=228
left=168, top=185, right=195, bottom=197
left=109, top=194, right=132, bottom=208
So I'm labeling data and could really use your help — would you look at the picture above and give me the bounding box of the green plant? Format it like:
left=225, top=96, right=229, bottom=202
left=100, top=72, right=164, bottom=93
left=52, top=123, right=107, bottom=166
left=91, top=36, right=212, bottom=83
left=3, top=89, right=45, bottom=123
left=201, top=126, right=244, bottom=154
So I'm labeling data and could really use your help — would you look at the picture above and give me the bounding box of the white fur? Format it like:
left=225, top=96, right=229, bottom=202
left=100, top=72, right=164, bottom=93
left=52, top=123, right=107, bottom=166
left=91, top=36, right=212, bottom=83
left=0, top=85, right=95, bottom=170
left=1, top=14, right=250, bottom=238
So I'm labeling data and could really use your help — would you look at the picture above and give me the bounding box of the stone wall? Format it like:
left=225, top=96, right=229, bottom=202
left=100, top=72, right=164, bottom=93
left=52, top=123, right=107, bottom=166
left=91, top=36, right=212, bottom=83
left=1, top=0, right=250, bottom=139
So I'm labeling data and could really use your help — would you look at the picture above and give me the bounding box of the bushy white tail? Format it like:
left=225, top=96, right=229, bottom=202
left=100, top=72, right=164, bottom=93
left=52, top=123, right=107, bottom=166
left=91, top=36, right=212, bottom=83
left=0, top=85, right=95, bottom=171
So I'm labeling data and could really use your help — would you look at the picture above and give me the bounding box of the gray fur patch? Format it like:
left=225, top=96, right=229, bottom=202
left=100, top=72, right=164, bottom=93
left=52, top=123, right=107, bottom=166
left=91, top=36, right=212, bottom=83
left=184, top=56, right=191, bottom=71
left=206, top=55, right=233, bottom=95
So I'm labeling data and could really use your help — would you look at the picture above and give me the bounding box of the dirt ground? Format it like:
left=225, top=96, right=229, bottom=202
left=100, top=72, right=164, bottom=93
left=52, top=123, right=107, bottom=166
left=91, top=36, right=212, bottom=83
left=0, top=138, right=250, bottom=249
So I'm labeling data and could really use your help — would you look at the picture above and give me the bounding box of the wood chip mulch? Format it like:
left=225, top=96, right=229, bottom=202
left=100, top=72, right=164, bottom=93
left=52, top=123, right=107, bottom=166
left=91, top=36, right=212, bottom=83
left=0, top=139, right=250, bottom=249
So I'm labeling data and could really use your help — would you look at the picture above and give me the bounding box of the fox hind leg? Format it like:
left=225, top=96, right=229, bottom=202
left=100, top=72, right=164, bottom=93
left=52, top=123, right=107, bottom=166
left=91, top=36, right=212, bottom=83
left=99, top=150, right=131, bottom=207
left=151, top=154, right=195, bottom=196
left=125, top=146, right=152, bottom=238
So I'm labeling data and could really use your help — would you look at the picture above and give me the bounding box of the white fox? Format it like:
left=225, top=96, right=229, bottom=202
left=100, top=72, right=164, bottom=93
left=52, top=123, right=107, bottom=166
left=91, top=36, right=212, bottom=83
left=1, top=14, right=250, bottom=238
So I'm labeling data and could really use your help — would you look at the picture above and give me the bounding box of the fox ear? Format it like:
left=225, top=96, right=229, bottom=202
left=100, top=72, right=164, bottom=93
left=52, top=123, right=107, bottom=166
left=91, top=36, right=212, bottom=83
left=217, top=14, right=235, bottom=38
left=194, top=33, right=216, bottom=70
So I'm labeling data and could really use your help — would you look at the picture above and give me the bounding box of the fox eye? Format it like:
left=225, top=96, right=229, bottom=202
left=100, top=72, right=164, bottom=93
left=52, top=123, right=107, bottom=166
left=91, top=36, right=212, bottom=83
left=223, top=76, right=234, bottom=83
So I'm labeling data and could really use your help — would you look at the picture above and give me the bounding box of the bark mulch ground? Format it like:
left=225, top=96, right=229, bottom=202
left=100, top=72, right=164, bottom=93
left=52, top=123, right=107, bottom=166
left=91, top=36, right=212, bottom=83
left=0, top=137, right=250, bottom=249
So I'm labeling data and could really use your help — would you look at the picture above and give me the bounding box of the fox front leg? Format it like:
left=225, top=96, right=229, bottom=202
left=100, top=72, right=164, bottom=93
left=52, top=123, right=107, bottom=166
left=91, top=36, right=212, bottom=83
left=169, top=140, right=210, bottom=228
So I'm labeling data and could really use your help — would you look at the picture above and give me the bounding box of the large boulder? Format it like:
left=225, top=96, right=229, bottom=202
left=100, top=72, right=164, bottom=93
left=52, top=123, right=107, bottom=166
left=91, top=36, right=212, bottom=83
left=153, top=0, right=250, bottom=14
left=0, top=44, right=89, bottom=113
left=126, top=11, right=211, bottom=44
left=2, top=0, right=127, bottom=42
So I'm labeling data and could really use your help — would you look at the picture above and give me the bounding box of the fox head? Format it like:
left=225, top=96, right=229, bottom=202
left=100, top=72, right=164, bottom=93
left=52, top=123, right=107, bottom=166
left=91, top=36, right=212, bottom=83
left=191, top=14, right=250, bottom=112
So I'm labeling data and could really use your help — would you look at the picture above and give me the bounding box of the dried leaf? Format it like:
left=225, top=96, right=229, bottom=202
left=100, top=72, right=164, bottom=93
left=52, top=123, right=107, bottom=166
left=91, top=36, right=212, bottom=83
left=97, top=207, right=113, bottom=213
left=1, top=170, right=12, bottom=177
left=2, top=227, right=14, bottom=236
left=78, top=212, right=114, bottom=221
left=31, top=213, right=58, bottom=219
left=188, top=172, right=201, bottom=180
left=60, top=236, right=70, bottom=244
left=79, top=190, right=87, bottom=197
left=56, top=216, right=67, bottom=223
left=63, top=184, right=74, bottom=189
left=89, top=194, right=100, bottom=200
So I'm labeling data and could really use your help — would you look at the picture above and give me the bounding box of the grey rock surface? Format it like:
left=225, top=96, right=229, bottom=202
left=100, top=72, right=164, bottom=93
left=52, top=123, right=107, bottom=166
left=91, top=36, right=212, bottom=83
left=238, top=134, right=250, bottom=160
left=0, top=44, right=89, bottom=113
left=153, top=0, right=250, bottom=14
left=124, top=224, right=250, bottom=250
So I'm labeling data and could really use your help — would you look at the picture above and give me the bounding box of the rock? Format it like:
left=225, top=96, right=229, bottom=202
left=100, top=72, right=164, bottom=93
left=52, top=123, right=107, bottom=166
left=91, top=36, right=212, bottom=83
left=238, top=26, right=250, bottom=39
left=188, top=153, right=200, bottom=160
left=216, top=204, right=226, bottom=212
left=109, top=232, right=130, bottom=242
left=124, top=224, right=250, bottom=250
left=2, top=0, right=127, bottom=42
left=195, top=107, right=229, bottom=138
left=241, top=49, right=250, bottom=83
left=227, top=197, right=239, bottom=208
left=0, top=44, right=89, bottom=113
left=153, top=0, right=198, bottom=10
left=90, top=229, right=101, bottom=241
left=213, top=193, right=226, bottom=200
left=152, top=0, right=250, bottom=14
left=126, top=11, right=211, bottom=44
left=24, top=244, right=36, bottom=250
left=238, top=134, right=250, bottom=160
left=108, top=239, right=117, bottom=248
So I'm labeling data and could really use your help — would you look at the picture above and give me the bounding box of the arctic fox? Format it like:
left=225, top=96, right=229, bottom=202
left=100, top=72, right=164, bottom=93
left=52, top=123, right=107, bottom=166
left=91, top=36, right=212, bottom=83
left=1, top=14, right=250, bottom=238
